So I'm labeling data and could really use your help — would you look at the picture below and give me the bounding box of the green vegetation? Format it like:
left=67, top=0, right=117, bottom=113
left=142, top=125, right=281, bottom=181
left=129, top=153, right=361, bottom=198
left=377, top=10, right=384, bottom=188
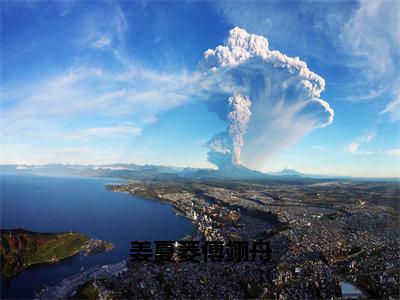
left=74, top=281, right=100, bottom=300
left=0, top=229, right=88, bottom=278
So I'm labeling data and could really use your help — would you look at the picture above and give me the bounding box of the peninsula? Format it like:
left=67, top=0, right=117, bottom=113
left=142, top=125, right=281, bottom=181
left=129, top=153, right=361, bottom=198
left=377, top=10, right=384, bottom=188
left=0, top=229, right=113, bottom=278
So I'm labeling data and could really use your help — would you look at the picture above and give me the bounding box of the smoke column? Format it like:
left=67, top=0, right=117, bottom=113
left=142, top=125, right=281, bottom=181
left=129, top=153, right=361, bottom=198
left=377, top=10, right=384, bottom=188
left=227, top=93, right=251, bottom=166
left=207, top=93, right=251, bottom=168
left=201, top=27, right=334, bottom=169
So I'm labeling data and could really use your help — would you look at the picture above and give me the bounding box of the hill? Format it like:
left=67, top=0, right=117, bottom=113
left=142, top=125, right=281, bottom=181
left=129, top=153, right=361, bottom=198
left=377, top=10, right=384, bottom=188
left=0, top=229, right=88, bottom=278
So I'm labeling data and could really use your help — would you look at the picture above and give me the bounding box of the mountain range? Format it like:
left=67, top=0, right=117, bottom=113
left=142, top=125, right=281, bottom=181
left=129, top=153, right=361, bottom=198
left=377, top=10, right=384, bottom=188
left=0, top=163, right=397, bottom=182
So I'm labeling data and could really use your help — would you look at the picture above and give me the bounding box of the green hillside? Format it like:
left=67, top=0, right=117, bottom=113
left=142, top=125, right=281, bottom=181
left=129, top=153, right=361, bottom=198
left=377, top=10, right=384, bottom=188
left=0, top=229, right=88, bottom=278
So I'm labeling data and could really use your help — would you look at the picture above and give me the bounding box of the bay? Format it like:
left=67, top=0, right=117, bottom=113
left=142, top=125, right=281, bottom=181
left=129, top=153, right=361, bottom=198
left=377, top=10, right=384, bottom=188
left=0, top=173, right=193, bottom=298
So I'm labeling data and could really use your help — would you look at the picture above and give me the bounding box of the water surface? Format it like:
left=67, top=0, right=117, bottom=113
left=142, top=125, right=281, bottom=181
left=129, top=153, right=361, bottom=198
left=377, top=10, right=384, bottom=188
left=340, top=281, right=366, bottom=298
left=0, top=173, right=193, bottom=298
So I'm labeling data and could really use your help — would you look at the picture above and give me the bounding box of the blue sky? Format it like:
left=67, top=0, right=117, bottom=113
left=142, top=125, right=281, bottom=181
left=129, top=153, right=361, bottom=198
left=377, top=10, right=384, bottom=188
left=1, top=0, right=399, bottom=177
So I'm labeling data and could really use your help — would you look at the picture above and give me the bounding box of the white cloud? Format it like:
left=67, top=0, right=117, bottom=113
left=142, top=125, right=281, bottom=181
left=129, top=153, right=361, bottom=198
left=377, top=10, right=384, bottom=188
left=341, top=0, right=399, bottom=79
left=362, top=132, right=375, bottom=143
left=23, top=125, right=142, bottom=140
left=347, top=142, right=360, bottom=153
left=344, top=84, right=387, bottom=102
left=78, top=125, right=141, bottom=138
left=1, top=64, right=196, bottom=143
left=345, top=132, right=376, bottom=155
left=380, top=89, right=400, bottom=121
left=1, top=144, right=121, bottom=165
left=77, top=1, right=127, bottom=50
left=91, top=36, right=112, bottom=49
left=1, top=2, right=205, bottom=166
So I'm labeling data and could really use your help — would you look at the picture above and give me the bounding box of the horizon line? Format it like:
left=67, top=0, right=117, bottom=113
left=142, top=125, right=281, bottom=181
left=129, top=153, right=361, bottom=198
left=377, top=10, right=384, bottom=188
left=1, top=163, right=399, bottom=180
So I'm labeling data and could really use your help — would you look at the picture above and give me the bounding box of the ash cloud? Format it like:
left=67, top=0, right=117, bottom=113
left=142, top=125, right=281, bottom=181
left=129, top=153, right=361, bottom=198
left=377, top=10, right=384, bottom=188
left=207, top=93, right=251, bottom=168
left=201, top=27, right=334, bottom=169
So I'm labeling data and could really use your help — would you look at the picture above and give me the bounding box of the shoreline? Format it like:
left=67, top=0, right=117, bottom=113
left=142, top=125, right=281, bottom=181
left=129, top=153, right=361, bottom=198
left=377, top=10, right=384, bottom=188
left=108, top=182, right=284, bottom=242
left=0, top=230, right=114, bottom=280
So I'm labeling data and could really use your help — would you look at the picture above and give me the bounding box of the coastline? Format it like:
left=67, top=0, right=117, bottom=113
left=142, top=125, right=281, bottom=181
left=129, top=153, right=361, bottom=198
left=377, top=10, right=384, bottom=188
left=0, top=229, right=114, bottom=279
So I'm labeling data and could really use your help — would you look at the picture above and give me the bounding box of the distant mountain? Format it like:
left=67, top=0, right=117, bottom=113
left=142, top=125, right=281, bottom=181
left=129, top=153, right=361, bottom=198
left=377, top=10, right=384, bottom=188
left=183, top=165, right=272, bottom=180
left=0, top=163, right=270, bottom=180
left=0, top=164, right=182, bottom=178
left=1, top=164, right=398, bottom=182
left=272, top=167, right=304, bottom=177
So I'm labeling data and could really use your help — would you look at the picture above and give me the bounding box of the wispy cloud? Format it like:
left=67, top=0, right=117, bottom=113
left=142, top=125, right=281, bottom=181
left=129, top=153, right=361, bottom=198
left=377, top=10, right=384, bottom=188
left=346, top=142, right=360, bottom=154
left=363, top=133, right=375, bottom=143
left=380, top=87, right=400, bottom=121
left=91, top=36, right=112, bottom=49
left=1, top=63, right=198, bottom=142
left=340, top=0, right=400, bottom=120
left=2, top=1, right=398, bottom=172
left=1, top=1, right=200, bottom=161
left=58, top=0, right=74, bottom=17
left=77, top=1, right=127, bottom=50
left=22, top=125, right=142, bottom=140
left=387, top=149, right=400, bottom=156
left=340, top=0, right=399, bottom=79
left=345, top=133, right=400, bottom=158
left=345, top=132, right=376, bottom=155
left=2, top=144, right=123, bottom=165
left=78, top=125, right=141, bottom=138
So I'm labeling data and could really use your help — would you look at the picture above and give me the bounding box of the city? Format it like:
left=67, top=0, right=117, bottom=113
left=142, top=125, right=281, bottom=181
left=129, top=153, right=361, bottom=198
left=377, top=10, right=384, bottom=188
left=2, top=1, right=399, bottom=299
left=36, top=176, right=399, bottom=299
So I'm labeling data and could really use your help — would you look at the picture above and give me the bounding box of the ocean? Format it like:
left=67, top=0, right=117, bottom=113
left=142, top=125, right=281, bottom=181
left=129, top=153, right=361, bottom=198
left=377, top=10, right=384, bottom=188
left=0, top=173, right=193, bottom=298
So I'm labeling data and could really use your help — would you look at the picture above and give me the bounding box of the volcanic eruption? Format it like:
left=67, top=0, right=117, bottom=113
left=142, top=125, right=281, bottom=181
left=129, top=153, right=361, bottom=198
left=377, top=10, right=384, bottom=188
left=200, top=27, right=334, bottom=169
